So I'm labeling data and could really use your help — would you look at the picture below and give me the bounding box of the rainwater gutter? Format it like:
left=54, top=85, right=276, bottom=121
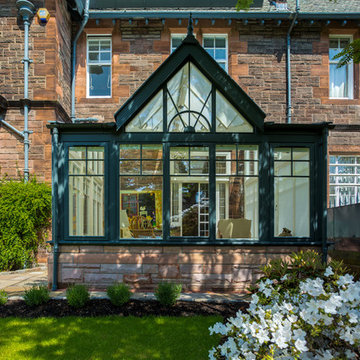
left=71, top=0, right=90, bottom=122
left=16, top=0, right=35, bottom=182
left=88, top=10, right=360, bottom=20
left=286, top=0, right=300, bottom=124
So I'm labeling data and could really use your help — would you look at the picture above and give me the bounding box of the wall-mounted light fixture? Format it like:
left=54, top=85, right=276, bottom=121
left=36, top=8, right=50, bottom=25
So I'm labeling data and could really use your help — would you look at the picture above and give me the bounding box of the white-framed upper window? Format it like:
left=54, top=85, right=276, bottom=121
left=171, top=34, right=187, bottom=53
left=329, top=155, right=360, bottom=207
left=329, top=36, right=353, bottom=99
left=203, top=35, right=228, bottom=72
left=87, top=36, right=112, bottom=98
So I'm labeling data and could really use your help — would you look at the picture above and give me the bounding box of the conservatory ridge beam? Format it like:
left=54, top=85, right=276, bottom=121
left=88, top=10, right=360, bottom=20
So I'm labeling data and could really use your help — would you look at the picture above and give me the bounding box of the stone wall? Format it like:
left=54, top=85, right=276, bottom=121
left=48, top=245, right=319, bottom=292
left=73, top=19, right=360, bottom=130
left=0, top=0, right=71, bottom=180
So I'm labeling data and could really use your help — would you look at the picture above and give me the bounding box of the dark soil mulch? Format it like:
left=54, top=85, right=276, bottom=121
left=0, top=299, right=248, bottom=318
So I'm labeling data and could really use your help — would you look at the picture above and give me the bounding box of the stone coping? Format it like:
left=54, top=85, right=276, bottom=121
left=9, top=291, right=250, bottom=303
left=0, top=266, right=46, bottom=276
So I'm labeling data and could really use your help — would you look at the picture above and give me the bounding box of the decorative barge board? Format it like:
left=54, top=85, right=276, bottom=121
left=47, top=31, right=331, bottom=292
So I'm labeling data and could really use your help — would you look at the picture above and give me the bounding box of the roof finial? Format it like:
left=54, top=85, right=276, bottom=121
left=187, top=13, right=193, bottom=37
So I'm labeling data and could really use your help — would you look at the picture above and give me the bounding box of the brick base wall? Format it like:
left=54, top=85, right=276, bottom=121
left=48, top=245, right=320, bottom=293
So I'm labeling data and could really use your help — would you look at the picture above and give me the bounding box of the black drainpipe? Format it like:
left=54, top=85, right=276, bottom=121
left=286, top=0, right=300, bottom=123
left=51, top=127, right=59, bottom=291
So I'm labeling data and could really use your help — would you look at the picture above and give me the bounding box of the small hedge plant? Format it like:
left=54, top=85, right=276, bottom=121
left=66, top=285, right=90, bottom=308
left=250, top=249, right=349, bottom=298
left=107, top=283, right=132, bottom=306
left=0, top=290, right=8, bottom=305
left=0, top=178, right=51, bottom=271
left=23, top=285, right=50, bottom=307
left=155, top=282, right=182, bottom=307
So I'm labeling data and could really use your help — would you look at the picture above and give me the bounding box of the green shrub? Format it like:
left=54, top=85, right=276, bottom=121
left=23, top=285, right=50, bottom=307
left=0, top=178, right=51, bottom=271
left=254, top=250, right=349, bottom=298
left=155, top=282, right=182, bottom=307
left=66, top=285, right=90, bottom=308
left=107, top=283, right=132, bottom=306
left=0, top=290, right=8, bottom=305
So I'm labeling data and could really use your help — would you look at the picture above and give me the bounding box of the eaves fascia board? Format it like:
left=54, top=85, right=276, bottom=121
left=88, top=10, right=360, bottom=20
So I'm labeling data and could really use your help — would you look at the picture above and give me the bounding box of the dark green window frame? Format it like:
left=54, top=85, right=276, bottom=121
left=55, top=128, right=326, bottom=247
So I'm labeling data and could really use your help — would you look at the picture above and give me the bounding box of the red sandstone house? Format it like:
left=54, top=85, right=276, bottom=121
left=0, top=0, right=360, bottom=292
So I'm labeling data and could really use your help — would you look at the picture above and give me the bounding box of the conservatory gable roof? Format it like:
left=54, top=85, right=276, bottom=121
left=114, top=33, right=266, bottom=132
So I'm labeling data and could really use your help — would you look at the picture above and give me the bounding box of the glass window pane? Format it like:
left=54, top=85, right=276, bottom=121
left=274, top=161, right=291, bottom=176
left=69, top=176, right=104, bottom=236
left=190, top=146, right=209, bottom=160
left=330, top=63, right=348, bottom=98
left=216, top=161, right=237, bottom=175
left=171, top=160, right=189, bottom=175
left=238, top=145, right=258, bottom=160
left=216, top=177, right=258, bottom=239
left=215, top=48, right=226, bottom=60
left=170, top=180, right=209, bottom=237
left=88, top=52, right=99, bottom=62
left=69, top=160, right=86, bottom=175
left=120, top=176, right=163, bottom=238
left=142, top=160, right=163, bottom=175
left=89, top=65, right=111, bottom=97
left=216, top=145, right=236, bottom=160
left=238, top=161, right=258, bottom=176
left=88, top=147, right=104, bottom=160
left=142, top=145, right=163, bottom=159
left=338, top=166, right=355, bottom=174
left=216, top=90, right=253, bottom=133
left=120, top=160, right=140, bottom=175
left=293, top=148, right=310, bottom=161
left=120, top=144, right=140, bottom=159
left=274, top=177, right=309, bottom=237
left=100, top=40, right=111, bottom=50
left=203, top=38, right=214, bottom=47
left=88, top=40, right=99, bottom=51
left=69, top=147, right=86, bottom=159
left=293, top=162, right=309, bottom=176
left=274, top=148, right=291, bottom=160
left=126, top=91, right=163, bottom=132
left=215, top=37, right=226, bottom=48
left=100, top=52, right=111, bottom=61
left=87, top=160, right=104, bottom=175
left=338, top=156, right=355, bottom=164
left=329, top=39, right=338, bottom=49
left=190, top=160, right=209, bottom=174
left=340, top=39, right=350, bottom=48
left=170, top=147, right=188, bottom=160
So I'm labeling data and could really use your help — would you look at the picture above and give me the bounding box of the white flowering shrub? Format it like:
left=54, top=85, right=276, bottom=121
left=209, top=253, right=360, bottom=360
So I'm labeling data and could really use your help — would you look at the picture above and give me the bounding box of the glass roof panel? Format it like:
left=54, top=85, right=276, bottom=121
left=216, top=90, right=253, bottom=133
left=125, top=90, right=163, bottom=132
left=167, top=62, right=211, bottom=132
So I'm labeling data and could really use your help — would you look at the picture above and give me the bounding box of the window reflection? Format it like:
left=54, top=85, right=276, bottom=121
left=274, top=147, right=310, bottom=237
left=215, top=145, right=259, bottom=239
left=170, top=146, right=209, bottom=237
left=69, top=146, right=105, bottom=236
left=119, top=145, right=163, bottom=238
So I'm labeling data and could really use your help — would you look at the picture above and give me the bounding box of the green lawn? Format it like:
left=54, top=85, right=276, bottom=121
left=0, top=316, right=221, bottom=360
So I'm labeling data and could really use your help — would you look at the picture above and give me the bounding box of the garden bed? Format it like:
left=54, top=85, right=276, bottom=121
left=0, top=299, right=248, bottom=318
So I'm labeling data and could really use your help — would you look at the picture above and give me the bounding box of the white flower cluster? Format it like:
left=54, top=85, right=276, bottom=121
left=209, top=268, right=360, bottom=360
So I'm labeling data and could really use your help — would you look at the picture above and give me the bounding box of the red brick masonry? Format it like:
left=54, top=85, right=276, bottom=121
left=48, top=245, right=319, bottom=292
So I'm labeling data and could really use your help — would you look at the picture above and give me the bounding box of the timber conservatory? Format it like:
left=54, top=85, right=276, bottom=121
left=48, top=31, right=330, bottom=291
